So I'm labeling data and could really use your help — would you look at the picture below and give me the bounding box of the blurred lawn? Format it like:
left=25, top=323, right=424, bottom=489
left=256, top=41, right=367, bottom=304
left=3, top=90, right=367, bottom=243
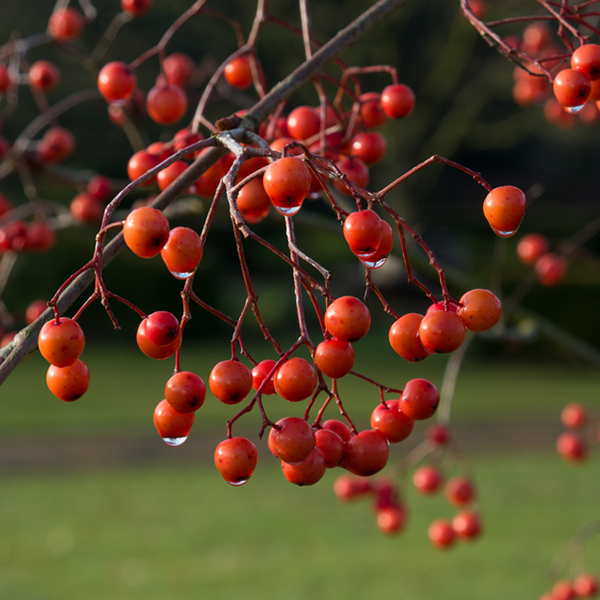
left=0, top=452, right=598, bottom=600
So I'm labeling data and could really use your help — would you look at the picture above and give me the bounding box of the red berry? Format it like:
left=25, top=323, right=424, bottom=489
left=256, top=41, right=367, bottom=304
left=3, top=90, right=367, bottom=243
left=121, top=0, right=153, bottom=17
left=144, top=311, right=180, bottom=347
left=370, top=400, right=414, bottom=443
left=314, top=338, right=355, bottom=379
left=146, top=84, right=188, bottom=124
left=426, top=423, right=451, bottom=446
left=322, top=419, right=353, bottom=442
left=48, top=7, right=84, bottom=41
left=360, top=220, right=394, bottom=269
left=224, top=55, right=253, bottom=90
left=214, top=436, right=258, bottom=485
left=557, top=432, right=587, bottom=463
left=25, top=222, right=56, bottom=252
left=535, top=253, right=568, bottom=286
left=29, top=61, right=60, bottom=92
left=314, top=428, right=346, bottom=468
left=324, top=296, right=371, bottom=342
left=428, top=519, right=456, bottom=549
left=26, top=300, right=48, bottom=325
left=483, top=185, right=526, bottom=237
left=38, top=317, right=85, bottom=368
left=347, top=131, right=387, bottom=165
left=163, top=53, right=195, bottom=87
left=380, top=84, right=415, bottom=118
left=377, top=504, right=407, bottom=535
left=457, top=288, right=502, bottom=332
left=37, top=127, right=75, bottom=163
left=333, top=156, right=369, bottom=195
left=127, top=150, right=161, bottom=185
left=274, top=357, right=317, bottom=402
left=70, top=193, right=103, bottom=224
left=452, top=510, right=482, bottom=539
left=281, top=447, right=326, bottom=486
left=236, top=178, right=271, bottom=224
left=343, top=209, right=383, bottom=258
left=165, top=371, right=206, bottom=413
left=359, top=92, right=388, bottom=129
left=98, top=62, right=137, bottom=104
left=287, top=106, right=320, bottom=140
left=389, top=313, right=431, bottom=362
left=343, top=429, right=389, bottom=477
left=271, top=417, right=315, bottom=464
left=517, top=233, right=550, bottom=264
left=251, top=359, right=277, bottom=395
left=552, top=580, right=577, bottom=600
left=0, top=65, right=11, bottom=92
left=153, top=399, right=194, bottom=444
left=160, top=226, right=203, bottom=278
left=123, top=207, right=170, bottom=258
left=561, top=402, right=587, bottom=429
left=87, top=175, right=113, bottom=202
left=333, top=474, right=371, bottom=500
left=209, top=359, right=253, bottom=405
left=572, top=44, right=600, bottom=81
left=263, top=157, right=312, bottom=216
left=419, top=311, right=466, bottom=354
left=413, top=465, right=444, bottom=494
left=46, top=359, right=90, bottom=402
left=445, top=476, right=476, bottom=506
left=574, top=573, right=599, bottom=598
left=136, top=319, right=181, bottom=360
left=553, top=68, right=591, bottom=109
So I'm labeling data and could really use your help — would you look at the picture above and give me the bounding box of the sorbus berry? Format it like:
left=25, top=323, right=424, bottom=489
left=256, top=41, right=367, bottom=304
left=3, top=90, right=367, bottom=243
left=359, top=92, right=388, bottom=128
left=322, top=419, right=353, bottom=442
left=144, top=311, right=180, bottom=347
left=236, top=178, right=271, bottom=224
left=121, top=0, right=153, bottom=17
left=263, top=157, right=312, bottom=216
left=87, top=175, right=113, bottom=202
left=163, top=53, right=195, bottom=87
left=333, top=474, right=371, bottom=500
left=557, top=432, right=587, bottom=463
left=377, top=504, right=407, bottom=535
left=214, top=437, right=258, bottom=485
left=48, top=7, right=84, bottom=41
left=343, top=429, right=389, bottom=477
left=360, top=220, right=394, bottom=269
left=380, top=83, right=416, bottom=118
left=281, top=447, right=327, bottom=486
left=157, top=160, right=188, bottom=191
left=98, top=61, right=137, bottom=104
left=343, top=209, right=383, bottom=257
left=46, top=359, right=90, bottom=401
left=127, top=150, right=161, bottom=185
left=553, top=68, right=591, bottom=109
left=165, top=371, right=206, bottom=413
left=426, top=423, right=450, bottom=446
left=251, top=359, right=277, bottom=395
left=270, top=417, right=315, bottom=464
left=333, top=156, right=369, bottom=195
left=483, top=185, right=526, bottom=237
left=428, top=519, right=456, bottom=549
left=160, top=226, right=203, bottom=278
left=552, top=580, right=577, bottom=600
left=452, top=510, right=482, bottom=539
left=571, top=44, right=600, bottom=81
left=399, top=378, right=439, bottom=421
left=136, top=319, right=181, bottom=360
left=286, top=106, right=320, bottom=140
left=224, top=55, right=253, bottom=90
left=209, top=360, right=253, bottom=405
left=347, top=131, right=387, bottom=165
left=38, top=317, right=85, bottom=368
left=388, top=313, right=431, bottom=362
left=535, top=253, right=568, bottom=286
left=29, top=61, right=60, bottom=93
left=191, top=150, right=234, bottom=198
left=123, top=207, right=170, bottom=258
left=413, top=465, right=444, bottom=494
left=274, top=357, right=317, bottom=402
left=457, top=288, right=502, bottom=332
left=370, top=400, right=414, bottom=443
left=314, top=338, right=355, bottom=379
left=324, top=296, right=371, bottom=342
left=146, top=84, right=188, bottom=124
left=314, top=428, right=346, bottom=468
left=445, top=476, right=476, bottom=506
left=419, top=310, right=466, bottom=354
left=70, top=193, right=103, bottom=224
left=574, top=573, right=599, bottom=597
left=153, top=399, right=194, bottom=445
left=561, top=402, right=587, bottom=429
left=36, top=127, right=75, bottom=163
left=522, top=22, right=552, bottom=54
left=517, top=233, right=550, bottom=264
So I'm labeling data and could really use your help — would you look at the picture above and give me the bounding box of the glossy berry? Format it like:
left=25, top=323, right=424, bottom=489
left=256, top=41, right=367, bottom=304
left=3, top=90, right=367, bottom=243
left=361, top=220, right=394, bottom=268
left=251, top=359, right=277, bottom=395
left=209, top=360, right=253, bottom=405
left=445, top=476, right=476, bottom=506
left=553, top=68, right=591, bottom=109
left=38, top=317, right=85, bottom=368
left=377, top=504, right=407, bottom=535
left=343, top=429, right=389, bottom=477
left=153, top=399, right=194, bottom=443
left=121, top=0, right=153, bottom=16
left=452, top=510, right=482, bottom=539
left=517, top=233, right=550, bottom=264
left=399, top=378, right=440, bottom=421
left=127, top=150, right=161, bottom=185
left=157, top=161, right=188, bottom=192
left=380, top=84, right=416, bottom=118
left=214, top=437, right=258, bottom=485
left=324, top=296, right=371, bottom=342
left=314, top=338, right=355, bottom=379
left=29, top=61, right=60, bottom=92
left=286, top=106, right=320, bottom=140
left=48, top=7, right=84, bottom=41
left=389, top=313, right=431, bottom=362
left=561, top=402, right=587, bottom=429
left=333, top=156, right=369, bottom=195
left=236, top=178, right=271, bottom=224
left=274, top=357, right=317, bottom=402
left=419, top=310, right=466, bottom=354
left=224, top=55, right=253, bottom=90
left=483, top=185, right=526, bottom=237
left=144, top=311, right=180, bottom=347
left=46, top=359, right=90, bottom=402
left=458, top=288, right=502, bottom=332
left=314, top=429, right=346, bottom=468
left=146, top=84, right=188, bottom=124
left=413, top=465, right=444, bottom=494
left=163, top=53, right=195, bottom=87
left=281, top=447, right=327, bottom=486
left=428, top=519, right=456, bottom=549
left=573, top=573, right=599, bottom=598
left=322, top=419, right=353, bottom=442
left=263, top=157, right=312, bottom=216
left=535, top=253, right=568, bottom=286
left=359, top=92, right=388, bottom=128
left=123, top=207, right=170, bottom=258
left=98, top=62, right=137, bottom=104
left=557, top=432, right=587, bottom=463
left=343, top=209, right=383, bottom=257
left=370, top=400, right=414, bottom=443
left=136, top=319, right=181, bottom=360
left=571, top=44, right=600, bottom=81
left=270, top=417, right=315, bottom=465
left=160, top=226, right=203, bottom=278
left=347, top=131, right=387, bottom=165
left=165, top=371, right=206, bottom=413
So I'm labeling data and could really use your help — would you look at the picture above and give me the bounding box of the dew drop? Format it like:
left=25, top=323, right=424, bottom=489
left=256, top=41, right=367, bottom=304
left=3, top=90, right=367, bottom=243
left=227, top=478, right=248, bottom=486
left=361, top=256, right=388, bottom=269
left=492, top=228, right=517, bottom=238
left=169, top=270, right=195, bottom=279
left=274, top=204, right=302, bottom=216
left=564, top=104, right=585, bottom=114
left=162, top=436, right=188, bottom=446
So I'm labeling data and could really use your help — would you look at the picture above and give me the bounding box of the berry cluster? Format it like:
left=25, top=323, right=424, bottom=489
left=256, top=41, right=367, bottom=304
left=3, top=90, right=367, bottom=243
left=517, top=233, right=569, bottom=287
left=557, top=402, right=590, bottom=464
left=540, top=574, right=599, bottom=600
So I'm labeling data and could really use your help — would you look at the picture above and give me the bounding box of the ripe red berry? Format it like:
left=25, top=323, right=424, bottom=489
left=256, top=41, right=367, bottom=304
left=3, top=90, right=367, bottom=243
left=561, top=402, right=587, bottom=429
left=413, top=465, right=444, bottom=494
left=136, top=319, right=181, bottom=360
left=209, top=359, right=253, bottom=405
left=389, top=313, right=431, bottom=362
left=428, top=519, right=456, bottom=549
left=324, top=296, right=371, bottom=343
left=160, top=226, right=203, bottom=278
left=214, top=436, right=258, bottom=485
left=314, top=337, right=355, bottom=379
left=48, top=7, right=84, bottom=41
left=29, top=61, right=60, bottom=92
left=322, top=419, right=353, bottom=442
left=333, top=474, right=371, bottom=500
left=236, top=178, right=271, bottom=224
left=457, top=288, right=502, bottom=332
left=165, top=371, right=206, bottom=413
left=314, top=428, right=346, bottom=468
left=552, top=580, right=577, bottom=600
left=535, top=253, right=568, bottom=286
left=359, top=92, right=388, bottom=128
left=37, top=127, right=75, bottom=163
left=360, top=220, right=394, bottom=269
left=46, top=359, right=90, bottom=402
left=127, top=150, right=161, bottom=185
left=553, top=68, right=591, bottom=110
left=574, top=573, right=599, bottom=598
left=370, top=400, right=414, bottom=443
left=445, top=476, right=476, bottom=506
left=163, top=53, right=195, bottom=87
left=121, top=0, right=153, bottom=16
left=286, top=106, right=320, bottom=140
left=281, top=447, right=327, bottom=486
left=557, top=432, right=587, bottom=463
left=380, top=83, right=416, bottom=118
left=571, top=44, right=600, bottom=81
left=263, top=157, right=312, bottom=216
left=483, top=185, right=526, bottom=237
left=251, top=359, right=277, bottom=395
left=98, top=62, right=137, bottom=104
left=347, top=131, right=387, bottom=165
left=343, top=209, right=383, bottom=258
left=517, top=233, right=550, bottom=264
left=144, top=311, right=180, bottom=347
left=70, top=193, right=103, bottom=224
left=270, top=417, right=315, bottom=465
left=333, top=156, right=369, bottom=195
left=274, top=357, right=317, bottom=402
left=38, top=317, right=85, bottom=368
left=146, top=84, right=188, bottom=124
left=452, top=510, right=482, bottom=539
left=153, top=399, right=194, bottom=445
left=343, top=429, right=389, bottom=477
left=418, top=310, right=466, bottom=354
left=123, top=207, right=170, bottom=258
left=87, top=175, right=113, bottom=202
left=224, top=55, right=253, bottom=90
left=426, top=423, right=451, bottom=446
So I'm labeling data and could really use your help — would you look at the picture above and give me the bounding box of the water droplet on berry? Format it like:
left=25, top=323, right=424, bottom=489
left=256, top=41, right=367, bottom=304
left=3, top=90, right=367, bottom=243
left=170, top=270, right=195, bottom=279
left=227, top=478, right=248, bottom=486
left=564, top=104, right=585, bottom=114
left=274, top=204, right=302, bottom=216
left=491, top=227, right=517, bottom=238
left=360, top=256, right=388, bottom=269
left=162, top=436, right=188, bottom=446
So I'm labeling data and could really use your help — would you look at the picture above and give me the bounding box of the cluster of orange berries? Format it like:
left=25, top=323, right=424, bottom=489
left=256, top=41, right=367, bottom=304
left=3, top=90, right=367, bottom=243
left=556, top=402, right=590, bottom=464
left=540, top=574, right=599, bottom=600
left=517, top=233, right=568, bottom=287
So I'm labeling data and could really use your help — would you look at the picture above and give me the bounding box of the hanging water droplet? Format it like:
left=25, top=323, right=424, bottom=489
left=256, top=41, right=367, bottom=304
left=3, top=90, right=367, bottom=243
left=492, top=228, right=517, bottom=238
left=564, top=104, right=585, bottom=114
left=275, top=204, right=302, bottom=216
left=170, top=270, right=195, bottom=279
left=227, top=478, right=248, bottom=486
left=361, top=256, right=388, bottom=269
left=162, top=436, right=188, bottom=446
left=308, top=191, right=322, bottom=200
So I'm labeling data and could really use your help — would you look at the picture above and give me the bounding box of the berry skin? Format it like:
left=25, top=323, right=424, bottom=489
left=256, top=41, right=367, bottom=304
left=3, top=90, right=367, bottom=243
left=286, top=106, right=320, bottom=140
left=561, top=402, right=587, bottom=429
left=426, top=423, right=451, bottom=446
left=322, top=419, right=353, bottom=442
left=123, top=207, right=170, bottom=258
left=553, top=68, right=591, bottom=108
left=121, top=0, right=153, bottom=17
left=552, top=580, right=577, bottom=600
left=46, top=359, right=90, bottom=401
left=535, top=253, right=568, bottom=286
left=48, top=7, right=84, bottom=41
left=380, top=84, right=416, bottom=118
left=573, top=573, right=599, bottom=598
left=324, top=296, right=371, bottom=342
left=517, top=233, right=550, bottom=264
left=281, top=447, right=327, bottom=486
left=359, top=92, right=388, bottom=129
left=209, top=360, right=253, bottom=405
left=483, top=185, right=527, bottom=237
left=70, top=193, right=103, bottom=224
left=428, top=519, right=456, bottom=549
left=333, top=156, right=370, bottom=195
left=347, top=131, right=387, bottom=165
left=274, top=357, right=317, bottom=402
left=127, top=150, right=161, bottom=185
left=263, top=157, right=312, bottom=216
left=29, top=61, right=60, bottom=93
left=38, top=317, right=85, bottom=368
left=251, top=359, right=277, bottom=395
left=224, top=55, right=253, bottom=90
left=146, top=84, right=188, bottom=124
left=389, top=313, right=431, bottom=362
left=376, top=504, right=407, bottom=535
left=361, top=220, right=394, bottom=268
left=214, top=437, right=258, bottom=485
left=314, top=338, right=355, bottom=379
left=314, top=429, right=346, bottom=468
left=144, top=311, right=180, bottom=347
left=414, top=464, right=444, bottom=494
left=270, top=417, right=315, bottom=465
left=418, top=310, right=466, bottom=354
left=165, top=371, right=206, bottom=413
left=136, top=320, right=181, bottom=360
left=160, top=226, right=203, bottom=278
left=163, top=53, right=195, bottom=87
left=572, top=44, right=600, bottom=81
left=557, top=432, right=587, bottom=463
left=370, top=400, right=414, bottom=443
left=343, top=209, right=383, bottom=257
left=153, top=399, right=194, bottom=443
left=36, top=127, right=75, bottom=163
left=98, top=62, right=136, bottom=104
left=452, top=510, right=482, bottom=540
left=236, top=178, right=271, bottom=224
left=445, top=476, right=476, bottom=506
left=457, top=289, right=502, bottom=332
left=343, top=429, right=389, bottom=477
